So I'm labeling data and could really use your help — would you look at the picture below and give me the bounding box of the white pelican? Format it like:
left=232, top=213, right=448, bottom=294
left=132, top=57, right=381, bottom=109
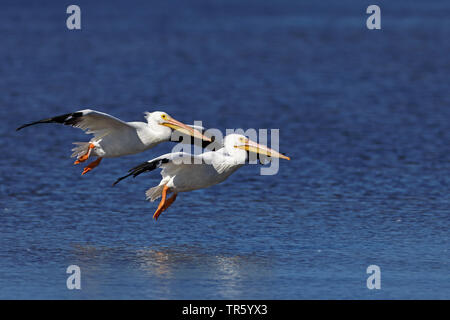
left=16, top=109, right=211, bottom=175
left=113, top=133, right=290, bottom=220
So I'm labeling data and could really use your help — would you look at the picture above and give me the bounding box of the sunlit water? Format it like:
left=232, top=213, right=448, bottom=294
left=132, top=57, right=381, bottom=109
left=0, top=0, right=449, bottom=299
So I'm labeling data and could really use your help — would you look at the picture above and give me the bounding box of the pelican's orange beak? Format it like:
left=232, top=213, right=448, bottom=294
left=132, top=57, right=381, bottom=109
left=162, top=117, right=212, bottom=142
left=236, top=138, right=290, bottom=160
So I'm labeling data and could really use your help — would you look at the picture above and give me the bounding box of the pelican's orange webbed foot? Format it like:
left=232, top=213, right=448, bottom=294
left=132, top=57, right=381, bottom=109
left=74, top=143, right=95, bottom=165
left=81, top=157, right=102, bottom=175
left=153, top=185, right=177, bottom=221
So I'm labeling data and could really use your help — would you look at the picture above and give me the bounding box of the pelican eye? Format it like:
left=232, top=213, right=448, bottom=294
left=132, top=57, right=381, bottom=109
left=161, top=114, right=167, bottom=119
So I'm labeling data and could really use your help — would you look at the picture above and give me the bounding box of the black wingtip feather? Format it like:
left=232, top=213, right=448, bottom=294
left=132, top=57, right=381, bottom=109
left=112, top=158, right=169, bottom=186
left=16, top=112, right=84, bottom=131
left=112, top=172, right=134, bottom=186
left=16, top=122, right=36, bottom=131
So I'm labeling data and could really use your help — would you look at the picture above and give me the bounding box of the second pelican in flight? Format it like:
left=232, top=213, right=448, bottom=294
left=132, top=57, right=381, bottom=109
left=113, top=134, right=290, bottom=220
left=17, top=109, right=211, bottom=175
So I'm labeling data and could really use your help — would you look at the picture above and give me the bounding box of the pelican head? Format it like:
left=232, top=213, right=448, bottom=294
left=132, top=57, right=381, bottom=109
left=224, top=133, right=290, bottom=161
left=145, top=111, right=211, bottom=142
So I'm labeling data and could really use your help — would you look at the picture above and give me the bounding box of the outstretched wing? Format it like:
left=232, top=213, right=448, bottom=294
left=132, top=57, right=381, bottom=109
left=16, top=109, right=135, bottom=139
left=112, top=152, right=207, bottom=186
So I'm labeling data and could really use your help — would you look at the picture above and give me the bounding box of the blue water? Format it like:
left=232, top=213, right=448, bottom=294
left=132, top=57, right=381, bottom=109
left=0, top=0, right=449, bottom=299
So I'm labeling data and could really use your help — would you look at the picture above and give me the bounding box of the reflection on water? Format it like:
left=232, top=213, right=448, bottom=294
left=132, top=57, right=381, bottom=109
left=67, top=244, right=273, bottom=299
left=136, top=247, right=273, bottom=299
left=137, top=249, right=173, bottom=278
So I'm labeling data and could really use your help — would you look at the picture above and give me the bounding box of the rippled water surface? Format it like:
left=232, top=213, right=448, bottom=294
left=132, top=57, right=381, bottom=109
left=0, top=0, right=449, bottom=299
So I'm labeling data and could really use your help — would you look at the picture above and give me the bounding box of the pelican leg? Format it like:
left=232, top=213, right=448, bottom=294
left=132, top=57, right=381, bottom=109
left=153, top=185, right=177, bottom=221
left=74, top=143, right=95, bottom=164
left=81, top=157, right=103, bottom=175
left=162, top=193, right=177, bottom=212
left=153, top=185, right=169, bottom=220
left=153, top=193, right=177, bottom=221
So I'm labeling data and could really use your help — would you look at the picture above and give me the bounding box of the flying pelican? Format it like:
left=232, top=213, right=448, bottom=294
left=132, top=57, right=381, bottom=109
left=113, top=133, right=290, bottom=221
left=16, top=109, right=211, bottom=175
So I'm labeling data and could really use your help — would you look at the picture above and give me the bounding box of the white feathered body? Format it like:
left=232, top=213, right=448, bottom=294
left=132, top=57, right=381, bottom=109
left=70, top=110, right=172, bottom=159
left=89, top=122, right=169, bottom=158
left=145, top=149, right=245, bottom=201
